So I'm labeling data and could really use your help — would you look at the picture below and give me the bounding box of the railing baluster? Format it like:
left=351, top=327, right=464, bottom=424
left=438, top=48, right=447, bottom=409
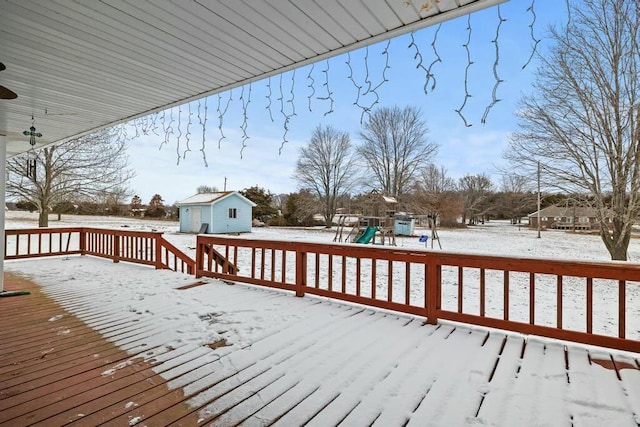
left=480, top=268, right=485, bottom=317
left=529, top=272, right=535, bottom=325
left=387, top=260, right=393, bottom=302
left=557, top=275, right=563, bottom=329
left=251, top=247, right=256, bottom=278
left=282, top=250, right=287, bottom=283
left=586, top=277, right=593, bottom=334
left=328, top=255, right=333, bottom=291
left=619, top=280, right=626, bottom=339
left=405, top=262, right=410, bottom=305
left=504, top=271, right=509, bottom=321
left=315, top=253, right=320, bottom=288
left=342, top=255, right=346, bottom=293
left=356, top=258, right=361, bottom=296
left=458, top=266, right=464, bottom=313
left=270, top=249, right=275, bottom=281
left=371, top=259, right=377, bottom=300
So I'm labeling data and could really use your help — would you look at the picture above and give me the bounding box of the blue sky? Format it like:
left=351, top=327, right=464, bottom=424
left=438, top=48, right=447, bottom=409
left=126, top=1, right=564, bottom=205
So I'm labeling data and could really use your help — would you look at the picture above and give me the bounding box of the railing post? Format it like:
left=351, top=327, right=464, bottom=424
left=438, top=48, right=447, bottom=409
left=426, top=257, right=440, bottom=325
left=295, top=250, right=307, bottom=297
left=113, top=232, right=120, bottom=263
left=79, top=228, right=86, bottom=255
left=195, top=238, right=203, bottom=278
left=154, top=234, right=163, bottom=269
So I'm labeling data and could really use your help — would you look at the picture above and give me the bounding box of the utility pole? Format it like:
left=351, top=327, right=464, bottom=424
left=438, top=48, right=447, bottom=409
left=537, top=161, right=541, bottom=239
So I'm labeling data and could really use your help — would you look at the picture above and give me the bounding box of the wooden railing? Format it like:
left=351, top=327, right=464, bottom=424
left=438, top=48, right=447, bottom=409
left=196, top=236, right=640, bottom=353
left=5, top=227, right=195, bottom=274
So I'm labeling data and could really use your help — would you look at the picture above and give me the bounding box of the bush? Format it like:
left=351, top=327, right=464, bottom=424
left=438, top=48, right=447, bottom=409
left=16, top=200, right=37, bottom=212
left=144, top=206, right=166, bottom=218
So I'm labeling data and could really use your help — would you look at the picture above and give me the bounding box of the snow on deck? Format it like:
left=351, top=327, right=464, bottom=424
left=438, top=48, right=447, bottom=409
left=3, top=257, right=640, bottom=426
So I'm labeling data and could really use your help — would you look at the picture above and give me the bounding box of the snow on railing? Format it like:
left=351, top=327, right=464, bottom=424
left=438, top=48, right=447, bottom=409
left=5, top=227, right=194, bottom=274
left=196, top=235, right=640, bottom=353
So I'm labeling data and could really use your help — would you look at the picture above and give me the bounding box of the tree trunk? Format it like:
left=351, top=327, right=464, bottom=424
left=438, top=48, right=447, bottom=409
left=609, top=244, right=628, bottom=261
left=600, top=220, right=630, bottom=261
left=38, top=209, right=49, bottom=227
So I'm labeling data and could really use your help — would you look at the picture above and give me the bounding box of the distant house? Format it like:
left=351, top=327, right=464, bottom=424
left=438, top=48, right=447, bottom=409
left=177, top=191, right=256, bottom=234
left=528, top=204, right=612, bottom=230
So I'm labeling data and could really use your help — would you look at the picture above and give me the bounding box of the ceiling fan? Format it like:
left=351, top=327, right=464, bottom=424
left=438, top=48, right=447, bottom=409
left=0, top=62, right=18, bottom=100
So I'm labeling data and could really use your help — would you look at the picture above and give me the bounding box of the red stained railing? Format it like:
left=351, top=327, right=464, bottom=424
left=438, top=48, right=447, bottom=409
left=196, top=236, right=640, bottom=353
left=5, top=227, right=194, bottom=274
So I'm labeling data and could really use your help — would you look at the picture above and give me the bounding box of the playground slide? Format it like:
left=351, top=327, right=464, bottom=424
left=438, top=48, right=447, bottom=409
left=355, top=226, right=378, bottom=244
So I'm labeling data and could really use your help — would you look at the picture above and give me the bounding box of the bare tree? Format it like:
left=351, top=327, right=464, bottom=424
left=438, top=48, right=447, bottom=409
left=499, top=174, right=537, bottom=224
left=409, top=163, right=462, bottom=227
left=410, top=163, right=456, bottom=212
left=197, top=185, right=219, bottom=194
left=6, top=129, right=134, bottom=227
left=358, top=105, right=437, bottom=200
left=293, top=125, right=360, bottom=227
left=459, top=173, right=494, bottom=225
left=504, top=0, right=640, bottom=260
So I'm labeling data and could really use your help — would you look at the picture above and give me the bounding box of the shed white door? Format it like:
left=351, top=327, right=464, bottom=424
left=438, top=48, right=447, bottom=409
left=190, top=207, right=202, bottom=232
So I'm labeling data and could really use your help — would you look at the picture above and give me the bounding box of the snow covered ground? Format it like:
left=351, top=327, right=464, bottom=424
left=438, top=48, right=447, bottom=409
left=3, top=211, right=640, bottom=425
left=5, top=211, right=640, bottom=339
left=7, top=210, right=640, bottom=262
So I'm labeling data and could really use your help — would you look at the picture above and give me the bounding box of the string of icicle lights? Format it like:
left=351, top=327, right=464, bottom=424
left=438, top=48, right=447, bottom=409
left=124, top=2, right=542, bottom=167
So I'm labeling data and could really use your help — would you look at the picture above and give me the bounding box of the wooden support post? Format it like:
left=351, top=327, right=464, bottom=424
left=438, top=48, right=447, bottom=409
left=79, top=228, right=86, bottom=255
left=426, top=257, right=440, bottom=324
left=113, top=233, right=120, bottom=263
left=154, top=235, right=163, bottom=269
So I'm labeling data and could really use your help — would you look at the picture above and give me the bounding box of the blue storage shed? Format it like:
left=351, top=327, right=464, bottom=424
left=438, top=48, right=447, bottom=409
left=177, top=191, right=256, bottom=234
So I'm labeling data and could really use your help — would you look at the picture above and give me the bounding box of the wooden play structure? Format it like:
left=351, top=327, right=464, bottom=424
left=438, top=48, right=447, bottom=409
left=333, top=190, right=397, bottom=246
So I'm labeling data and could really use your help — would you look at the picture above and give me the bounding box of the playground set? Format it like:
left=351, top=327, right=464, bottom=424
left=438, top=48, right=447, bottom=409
left=333, top=191, right=443, bottom=249
left=333, top=190, right=398, bottom=246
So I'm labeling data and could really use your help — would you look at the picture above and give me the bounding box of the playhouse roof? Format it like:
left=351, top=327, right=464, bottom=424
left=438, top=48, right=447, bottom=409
left=177, top=191, right=256, bottom=207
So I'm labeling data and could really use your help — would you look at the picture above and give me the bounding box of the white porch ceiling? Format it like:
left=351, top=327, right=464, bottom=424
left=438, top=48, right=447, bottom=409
left=0, top=0, right=506, bottom=158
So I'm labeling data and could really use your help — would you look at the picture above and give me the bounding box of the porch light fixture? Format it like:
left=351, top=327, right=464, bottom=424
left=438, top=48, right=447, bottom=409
left=23, top=116, right=42, bottom=146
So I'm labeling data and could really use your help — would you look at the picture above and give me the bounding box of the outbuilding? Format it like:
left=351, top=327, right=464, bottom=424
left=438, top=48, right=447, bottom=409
left=177, top=191, right=256, bottom=234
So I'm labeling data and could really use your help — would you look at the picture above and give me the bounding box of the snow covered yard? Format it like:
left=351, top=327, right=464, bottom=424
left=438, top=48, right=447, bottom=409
left=8, top=210, right=640, bottom=262
left=3, top=212, right=640, bottom=425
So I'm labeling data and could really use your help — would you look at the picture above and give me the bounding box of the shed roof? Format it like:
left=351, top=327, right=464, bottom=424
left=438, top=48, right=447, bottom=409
left=177, top=191, right=256, bottom=207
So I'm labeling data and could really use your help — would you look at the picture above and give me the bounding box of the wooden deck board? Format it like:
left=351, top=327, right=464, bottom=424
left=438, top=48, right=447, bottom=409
left=1, top=260, right=640, bottom=426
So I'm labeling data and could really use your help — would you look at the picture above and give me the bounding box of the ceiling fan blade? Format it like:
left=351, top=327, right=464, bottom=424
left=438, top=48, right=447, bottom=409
left=0, top=62, right=6, bottom=71
left=0, top=85, right=18, bottom=99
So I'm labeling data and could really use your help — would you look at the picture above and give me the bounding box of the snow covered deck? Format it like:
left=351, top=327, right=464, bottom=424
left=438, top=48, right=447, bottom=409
left=2, top=257, right=640, bottom=426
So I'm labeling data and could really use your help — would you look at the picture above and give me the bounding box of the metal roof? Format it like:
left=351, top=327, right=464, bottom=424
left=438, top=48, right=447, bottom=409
left=0, top=0, right=506, bottom=158
left=177, top=191, right=256, bottom=206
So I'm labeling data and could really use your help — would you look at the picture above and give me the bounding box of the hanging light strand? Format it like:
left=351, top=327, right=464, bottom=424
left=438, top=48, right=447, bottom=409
left=408, top=31, right=431, bottom=96
left=240, top=83, right=251, bottom=159
left=364, top=39, right=391, bottom=119
left=183, top=102, right=193, bottom=159
left=481, top=5, right=506, bottom=124
left=522, top=0, right=540, bottom=69
left=175, top=106, right=182, bottom=165
left=425, top=23, right=443, bottom=92
left=455, top=15, right=473, bottom=127
left=197, top=98, right=209, bottom=167
left=307, top=64, right=315, bottom=112
left=316, top=59, right=334, bottom=116
left=265, top=77, right=274, bottom=122
left=217, top=90, right=232, bottom=149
